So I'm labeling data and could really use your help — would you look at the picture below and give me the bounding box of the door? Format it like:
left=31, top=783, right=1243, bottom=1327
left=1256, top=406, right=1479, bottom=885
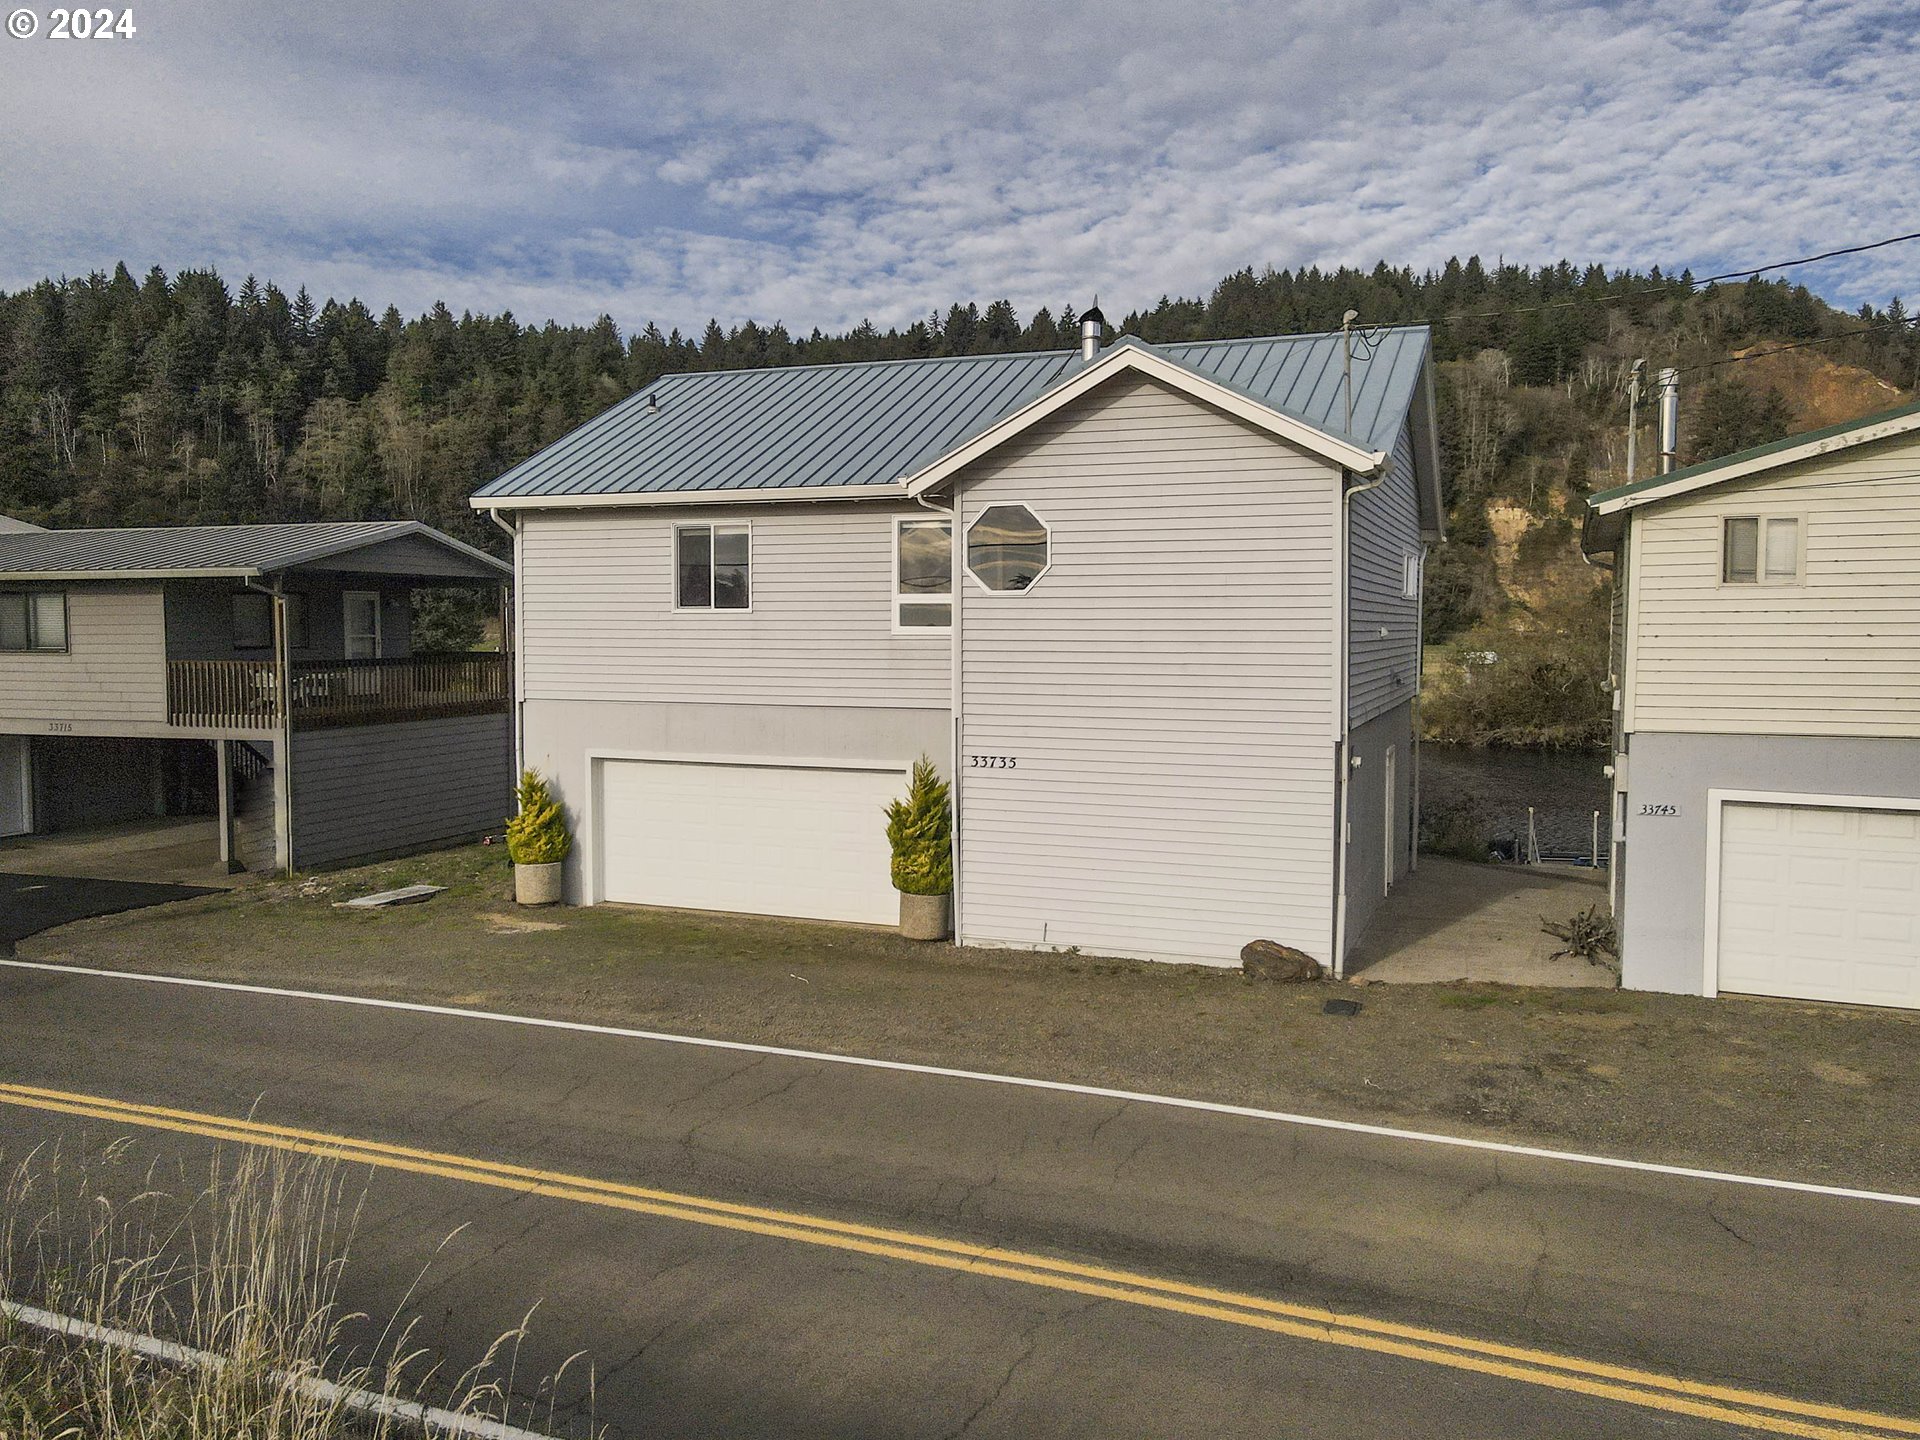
left=0, top=736, right=29, bottom=837
left=596, top=758, right=905, bottom=925
left=343, top=592, right=383, bottom=660
left=1716, top=801, right=1920, bottom=1009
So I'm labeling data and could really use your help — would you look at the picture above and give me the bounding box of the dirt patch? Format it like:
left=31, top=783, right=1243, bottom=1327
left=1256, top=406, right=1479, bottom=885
left=19, top=844, right=1920, bottom=1193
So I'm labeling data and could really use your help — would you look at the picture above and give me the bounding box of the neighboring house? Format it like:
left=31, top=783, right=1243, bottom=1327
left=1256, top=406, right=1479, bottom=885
left=0, top=515, right=45, bottom=534
left=471, top=317, right=1445, bottom=970
left=0, top=522, right=514, bottom=873
left=1584, top=398, right=1920, bottom=1010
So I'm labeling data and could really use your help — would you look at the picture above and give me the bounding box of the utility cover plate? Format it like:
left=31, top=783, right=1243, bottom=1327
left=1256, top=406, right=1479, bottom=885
left=335, top=884, right=445, bottom=909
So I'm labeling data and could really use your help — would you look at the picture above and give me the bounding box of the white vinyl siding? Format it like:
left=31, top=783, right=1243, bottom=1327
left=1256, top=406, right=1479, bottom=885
left=0, top=585, right=166, bottom=726
left=519, top=503, right=950, bottom=709
left=1347, top=421, right=1422, bottom=726
left=1627, top=428, right=1920, bottom=737
left=957, top=371, right=1340, bottom=966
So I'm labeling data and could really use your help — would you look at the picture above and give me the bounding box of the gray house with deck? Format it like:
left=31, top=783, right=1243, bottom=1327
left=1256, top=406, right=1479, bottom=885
left=473, top=317, right=1444, bottom=970
left=0, top=521, right=513, bottom=873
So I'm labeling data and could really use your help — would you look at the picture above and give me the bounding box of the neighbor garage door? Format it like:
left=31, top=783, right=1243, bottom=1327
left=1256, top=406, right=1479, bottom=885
left=596, top=758, right=904, bottom=925
left=1716, top=801, right=1920, bottom=1009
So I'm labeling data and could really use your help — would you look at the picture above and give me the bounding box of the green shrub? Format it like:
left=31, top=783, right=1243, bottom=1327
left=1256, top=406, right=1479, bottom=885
left=885, top=756, right=952, bottom=896
left=1420, top=792, right=1491, bottom=862
left=505, top=769, right=572, bottom=865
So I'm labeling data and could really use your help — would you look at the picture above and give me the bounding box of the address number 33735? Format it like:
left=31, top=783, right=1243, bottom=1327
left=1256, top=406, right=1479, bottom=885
left=967, top=754, right=1017, bottom=770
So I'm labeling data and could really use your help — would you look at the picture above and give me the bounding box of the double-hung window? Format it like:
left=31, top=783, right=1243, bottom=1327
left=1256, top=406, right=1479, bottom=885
left=895, top=517, right=953, bottom=629
left=676, top=523, right=750, bottom=610
left=1722, top=516, right=1800, bottom=584
left=0, top=591, right=67, bottom=652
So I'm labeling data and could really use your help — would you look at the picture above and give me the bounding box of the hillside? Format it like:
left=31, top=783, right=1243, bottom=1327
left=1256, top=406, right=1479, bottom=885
left=1, top=259, right=1915, bottom=739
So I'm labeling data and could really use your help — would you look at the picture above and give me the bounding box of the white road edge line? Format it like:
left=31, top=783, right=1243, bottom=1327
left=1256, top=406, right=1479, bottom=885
left=0, top=1298, right=561, bottom=1440
left=5, top=957, right=1918, bottom=1209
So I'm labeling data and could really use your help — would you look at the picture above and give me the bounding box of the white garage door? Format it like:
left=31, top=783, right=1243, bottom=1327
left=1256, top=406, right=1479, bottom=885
left=1717, top=801, right=1920, bottom=1009
left=597, top=759, right=904, bottom=925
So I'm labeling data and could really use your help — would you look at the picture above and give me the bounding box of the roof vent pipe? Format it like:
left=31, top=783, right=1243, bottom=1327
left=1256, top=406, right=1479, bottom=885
left=1655, top=367, right=1680, bottom=474
left=1079, top=303, right=1107, bottom=362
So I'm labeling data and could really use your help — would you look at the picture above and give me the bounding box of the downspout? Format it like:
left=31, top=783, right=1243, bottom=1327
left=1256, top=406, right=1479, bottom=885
left=915, top=491, right=961, bottom=940
left=1330, top=465, right=1389, bottom=977
left=485, top=508, right=524, bottom=782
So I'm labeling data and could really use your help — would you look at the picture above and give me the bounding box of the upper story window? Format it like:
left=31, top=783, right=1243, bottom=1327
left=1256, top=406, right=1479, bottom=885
left=0, top=591, right=67, bottom=652
left=895, top=517, right=952, bottom=630
left=676, top=523, right=750, bottom=610
left=966, top=504, right=1050, bottom=592
left=231, top=592, right=310, bottom=650
left=1723, top=516, right=1800, bottom=584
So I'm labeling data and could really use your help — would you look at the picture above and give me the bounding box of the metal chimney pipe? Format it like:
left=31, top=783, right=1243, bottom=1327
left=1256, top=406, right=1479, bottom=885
left=1656, top=367, right=1680, bottom=474
left=1079, top=304, right=1107, bottom=362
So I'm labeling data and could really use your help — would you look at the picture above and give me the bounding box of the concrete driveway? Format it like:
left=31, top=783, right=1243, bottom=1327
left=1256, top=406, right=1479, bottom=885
left=1348, top=856, right=1616, bottom=986
left=0, top=816, right=240, bottom=887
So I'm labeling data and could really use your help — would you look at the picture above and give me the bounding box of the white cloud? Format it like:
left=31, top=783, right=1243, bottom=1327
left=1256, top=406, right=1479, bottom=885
left=0, top=0, right=1914, bottom=333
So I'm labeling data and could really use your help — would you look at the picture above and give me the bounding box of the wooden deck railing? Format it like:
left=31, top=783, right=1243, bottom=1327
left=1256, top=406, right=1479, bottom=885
left=166, top=654, right=511, bottom=730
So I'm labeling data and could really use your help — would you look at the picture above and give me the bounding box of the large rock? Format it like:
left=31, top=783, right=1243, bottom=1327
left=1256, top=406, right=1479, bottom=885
left=1240, top=939, right=1325, bottom=983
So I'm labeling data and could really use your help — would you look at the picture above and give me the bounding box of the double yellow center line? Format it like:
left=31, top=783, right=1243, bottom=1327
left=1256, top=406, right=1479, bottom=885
left=0, top=1080, right=1912, bottom=1439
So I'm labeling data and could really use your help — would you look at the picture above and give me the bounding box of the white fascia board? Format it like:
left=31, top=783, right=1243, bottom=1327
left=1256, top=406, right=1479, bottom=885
left=471, top=483, right=908, bottom=511
left=1591, top=408, right=1920, bottom=515
left=903, top=346, right=1385, bottom=498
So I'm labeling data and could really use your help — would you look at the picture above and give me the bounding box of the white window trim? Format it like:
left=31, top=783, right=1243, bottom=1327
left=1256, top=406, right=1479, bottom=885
left=1400, top=551, right=1421, bottom=601
left=671, top=520, right=754, bottom=614
left=1718, top=513, right=1803, bottom=587
left=892, top=514, right=953, bottom=634
left=964, top=499, right=1054, bottom=594
left=1700, top=787, right=1920, bottom=999
left=0, top=590, right=69, bottom=654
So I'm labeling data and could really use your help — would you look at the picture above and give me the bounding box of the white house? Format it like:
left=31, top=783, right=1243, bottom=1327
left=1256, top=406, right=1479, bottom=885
left=1585, top=397, right=1920, bottom=1010
left=472, top=316, right=1445, bottom=971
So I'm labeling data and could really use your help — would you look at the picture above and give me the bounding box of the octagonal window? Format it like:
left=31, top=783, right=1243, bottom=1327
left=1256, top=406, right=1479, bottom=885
left=967, top=504, right=1050, bottom=592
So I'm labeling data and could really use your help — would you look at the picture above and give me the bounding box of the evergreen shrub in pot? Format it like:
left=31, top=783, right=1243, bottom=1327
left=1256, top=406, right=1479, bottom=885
left=506, top=769, right=572, bottom=906
left=885, top=756, right=953, bottom=941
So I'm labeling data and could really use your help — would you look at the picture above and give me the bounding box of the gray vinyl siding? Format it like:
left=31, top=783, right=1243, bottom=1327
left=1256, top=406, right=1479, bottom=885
left=0, top=584, right=166, bottom=727
left=518, top=504, right=949, bottom=709
left=164, top=579, right=413, bottom=663
left=290, top=713, right=512, bottom=868
left=1341, top=701, right=1415, bottom=954
left=1347, top=421, right=1422, bottom=726
left=956, top=371, right=1340, bottom=966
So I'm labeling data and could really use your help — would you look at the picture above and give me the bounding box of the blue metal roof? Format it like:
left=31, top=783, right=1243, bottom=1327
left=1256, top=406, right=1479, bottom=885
left=472, top=326, right=1430, bottom=501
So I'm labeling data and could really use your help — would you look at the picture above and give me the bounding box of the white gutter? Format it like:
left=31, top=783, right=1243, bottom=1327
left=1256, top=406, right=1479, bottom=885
left=1328, top=467, right=1389, bottom=978
left=913, top=492, right=962, bottom=938
left=470, top=484, right=909, bottom=512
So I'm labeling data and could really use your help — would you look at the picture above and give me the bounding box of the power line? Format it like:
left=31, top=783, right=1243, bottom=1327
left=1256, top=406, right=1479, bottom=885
left=1435, top=227, right=1920, bottom=325
left=1674, top=314, right=1920, bottom=375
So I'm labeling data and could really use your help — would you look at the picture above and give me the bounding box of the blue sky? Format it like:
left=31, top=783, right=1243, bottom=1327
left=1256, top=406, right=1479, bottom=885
left=1, top=0, right=1916, bottom=333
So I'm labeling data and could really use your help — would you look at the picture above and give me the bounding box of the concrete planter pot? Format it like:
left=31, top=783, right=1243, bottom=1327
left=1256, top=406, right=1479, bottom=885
left=898, top=890, right=952, bottom=942
left=514, top=861, right=564, bottom=907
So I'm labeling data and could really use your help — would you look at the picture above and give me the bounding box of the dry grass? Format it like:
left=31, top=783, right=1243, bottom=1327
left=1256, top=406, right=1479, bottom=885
left=0, top=1142, right=593, bottom=1439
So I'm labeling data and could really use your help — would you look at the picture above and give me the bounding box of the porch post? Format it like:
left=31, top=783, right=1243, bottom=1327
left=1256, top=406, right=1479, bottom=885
left=214, top=738, right=237, bottom=873
left=272, top=585, right=294, bottom=875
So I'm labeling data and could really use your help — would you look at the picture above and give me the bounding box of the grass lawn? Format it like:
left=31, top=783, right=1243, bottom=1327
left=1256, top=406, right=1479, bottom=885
left=18, top=843, right=1920, bottom=1193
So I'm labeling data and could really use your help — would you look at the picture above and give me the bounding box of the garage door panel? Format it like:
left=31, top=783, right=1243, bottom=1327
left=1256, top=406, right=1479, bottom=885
left=1717, top=801, right=1920, bottom=1009
left=598, top=759, right=903, bottom=926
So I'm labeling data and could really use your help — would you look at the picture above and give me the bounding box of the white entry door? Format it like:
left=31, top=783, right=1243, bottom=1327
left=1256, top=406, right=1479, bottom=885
left=1716, top=801, right=1920, bottom=1010
left=596, top=758, right=905, bottom=925
left=0, top=736, right=30, bottom=837
left=343, top=592, right=383, bottom=660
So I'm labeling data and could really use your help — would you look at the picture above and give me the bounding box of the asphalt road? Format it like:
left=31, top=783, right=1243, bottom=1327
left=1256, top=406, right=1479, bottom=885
left=0, top=961, right=1914, bottom=1439
left=0, top=871, right=217, bottom=946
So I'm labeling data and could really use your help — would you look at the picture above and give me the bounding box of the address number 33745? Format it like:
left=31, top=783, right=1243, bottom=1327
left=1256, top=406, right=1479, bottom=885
left=967, top=754, right=1017, bottom=770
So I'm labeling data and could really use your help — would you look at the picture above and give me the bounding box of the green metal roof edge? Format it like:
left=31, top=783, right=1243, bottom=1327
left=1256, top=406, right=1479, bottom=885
left=1587, top=394, right=1920, bottom=507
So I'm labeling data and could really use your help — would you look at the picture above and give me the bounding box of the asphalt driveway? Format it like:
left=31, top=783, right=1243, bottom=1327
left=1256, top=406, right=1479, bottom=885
left=0, top=871, right=219, bottom=948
